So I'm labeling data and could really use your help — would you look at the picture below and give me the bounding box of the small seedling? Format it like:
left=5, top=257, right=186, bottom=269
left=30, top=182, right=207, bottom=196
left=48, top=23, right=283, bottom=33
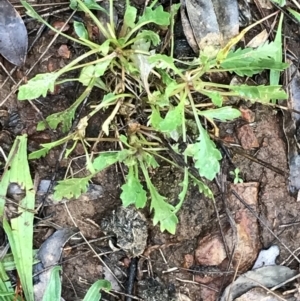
left=230, top=168, right=243, bottom=184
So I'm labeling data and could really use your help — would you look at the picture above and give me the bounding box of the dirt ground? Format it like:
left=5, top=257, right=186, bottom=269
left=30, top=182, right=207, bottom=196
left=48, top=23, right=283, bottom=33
left=1, top=1, right=300, bottom=301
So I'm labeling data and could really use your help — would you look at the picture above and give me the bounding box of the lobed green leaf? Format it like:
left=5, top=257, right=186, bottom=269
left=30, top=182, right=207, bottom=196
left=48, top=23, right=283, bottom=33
left=150, top=188, right=178, bottom=234
left=121, top=166, right=147, bottom=208
left=158, top=101, right=184, bottom=133
left=136, top=30, right=160, bottom=46
left=149, top=106, right=163, bottom=129
left=43, top=108, right=76, bottom=133
left=191, top=177, right=214, bottom=198
left=18, top=73, right=58, bottom=100
left=28, top=148, right=49, bottom=160
left=231, top=85, right=287, bottom=102
left=53, top=177, right=90, bottom=201
left=79, top=60, right=112, bottom=87
left=184, top=130, right=222, bottom=181
left=123, top=1, right=137, bottom=29
left=220, top=42, right=289, bottom=76
left=148, top=54, right=180, bottom=74
left=201, top=90, right=223, bottom=107
left=137, top=5, right=170, bottom=27
left=92, top=150, right=130, bottom=172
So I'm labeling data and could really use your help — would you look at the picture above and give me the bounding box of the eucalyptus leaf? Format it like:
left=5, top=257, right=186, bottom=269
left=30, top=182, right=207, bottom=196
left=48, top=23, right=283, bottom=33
left=0, top=0, right=28, bottom=66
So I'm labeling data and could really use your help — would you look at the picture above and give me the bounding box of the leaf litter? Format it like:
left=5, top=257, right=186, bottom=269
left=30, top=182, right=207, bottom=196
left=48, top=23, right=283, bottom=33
left=0, top=0, right=28, bottom=66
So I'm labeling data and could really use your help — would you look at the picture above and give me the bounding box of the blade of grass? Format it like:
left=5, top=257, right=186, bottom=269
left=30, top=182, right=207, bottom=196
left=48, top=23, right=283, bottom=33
left=82, top=279, right=111, bottom=301
left=290, top=0, right=300, bottom=10
left=270, top=12, right=284, bottom=103
left=2, top=250, right=39, bottom=271
left=0, top=262, right=14, bottom=301
left=270, top=0, right=286, bottom=6
left=42, top=266, right=62, bottom=301
left=0, top=135, right=35, bottom=301
left=287, top=7, right=300, bottom=22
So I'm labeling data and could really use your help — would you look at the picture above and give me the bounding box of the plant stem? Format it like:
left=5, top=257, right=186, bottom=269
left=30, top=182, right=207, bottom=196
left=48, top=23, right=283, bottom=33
left=187, top=88, right=204, bottom=135
left=76, top=0, right=110, bottom=39
left=142, top=147, right=168, bottom=151
left=88, top=94, right=133, bottom=118
left=68, top=78, right=96, bottom=113
left=66, top=53, right=117, bottom=72
left=109, top=0, right=116, bottom=37
left=57, top=50, right=116, bottom=77
left=21, top=1, right=98, bottom=49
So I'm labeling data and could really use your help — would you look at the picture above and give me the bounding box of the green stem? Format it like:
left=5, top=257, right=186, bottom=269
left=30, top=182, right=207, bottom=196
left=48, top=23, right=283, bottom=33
left=40, top=134, right=75, bottom=150
left=169, top=5, right=177, bottom=59
left=168, top=83, right=186, bottom=97
left=139, top=159, right=156, bottom=196
left=173, top=168, right=188, bottom=213
left=76, top=0, right=110, bottom=39
left=173, top=89, right=189, bottom=213
left=65, top=52, right=117, bottom=72
left=21, top=1, right=97, bottom=49
left=68, top=77, right=96, bottom=113
left=188, top=61, right=217, bottom=77
left=194, top=83, right=240, bottom=97
left=107, top=24, right=117, bottom=40
left=57, top=50, right=115, bottom=77
left=88, top=93, right=133, bottom=118
left=124, top=21, right=152, bottom=43
left=180, top=90, right=187, bottom=143
left=55, top=79, right=80, bottom=85
left=109, top=0, right=116, bottom=38
left=149, top=0, right=158, bottom=8
left=142, top=147, right=168, bottom=151
left=187, top=88, right=204, bottom=135
left=197, top=81, right=231, bottom=89
left=149, top=151, right=180, bottom=169
left=208, top=67, right=285, bottom=73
